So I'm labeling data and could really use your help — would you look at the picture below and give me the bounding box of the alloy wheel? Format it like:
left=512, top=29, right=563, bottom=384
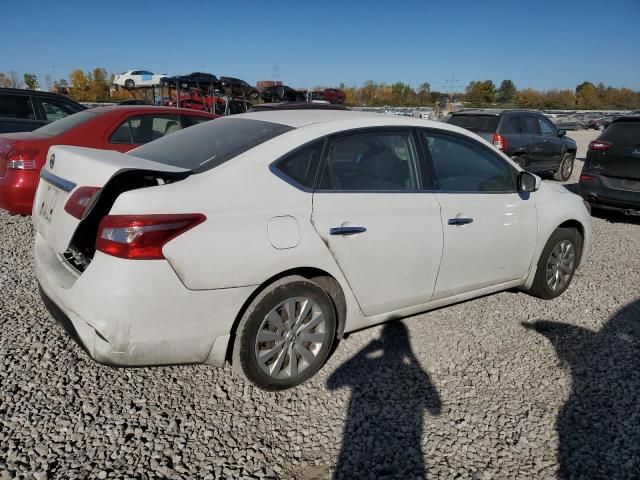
left=254, top=297, right=327, bottom=379
left=545, top=240, right=575, bottom=291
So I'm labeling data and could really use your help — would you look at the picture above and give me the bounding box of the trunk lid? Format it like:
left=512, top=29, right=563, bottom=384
left=33, top=145, right=188, bottom=255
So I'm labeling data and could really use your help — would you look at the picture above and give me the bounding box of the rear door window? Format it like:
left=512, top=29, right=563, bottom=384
left=521, top=115, right=541, bottom=135
left=0, top=94, right=36, bottom=119
left=600, top=122, right=640, bottom=146
left=317, top=129, right=422, bottom=191
left=447, top=115, right=500, bottom=133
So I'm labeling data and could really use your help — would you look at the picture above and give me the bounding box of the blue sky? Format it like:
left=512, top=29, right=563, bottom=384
left=1, top=0, right=639, bottom=91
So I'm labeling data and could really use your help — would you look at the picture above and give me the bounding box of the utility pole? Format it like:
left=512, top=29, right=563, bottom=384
left=442, top=73, right=461, bottom=100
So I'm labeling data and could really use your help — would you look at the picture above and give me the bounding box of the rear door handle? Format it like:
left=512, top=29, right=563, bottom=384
left=448, top=217, right=473, bottom=226
left=330, top=226, right=367, bottom=236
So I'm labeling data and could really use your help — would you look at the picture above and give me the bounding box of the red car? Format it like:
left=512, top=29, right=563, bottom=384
left=0, top=106, right=217, bottom=215
left=319, top=88, right=346, bottom=104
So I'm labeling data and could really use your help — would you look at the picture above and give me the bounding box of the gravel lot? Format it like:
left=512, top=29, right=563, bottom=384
left=2, top=129, right=639, bottom=479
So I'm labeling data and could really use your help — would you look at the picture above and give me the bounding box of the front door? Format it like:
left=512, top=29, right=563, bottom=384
left=418, top=129, right=538, bottom=299
left=537, top=115, right=565, bottom=170
left=311, top=128, right=443, bottom=316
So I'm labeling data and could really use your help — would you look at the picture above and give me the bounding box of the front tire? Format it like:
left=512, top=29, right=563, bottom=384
left=232, top=276, right=337, bottom=391
left=553, top=153, right=574, bottom=181
left=528, top=228, right=582, bottom=299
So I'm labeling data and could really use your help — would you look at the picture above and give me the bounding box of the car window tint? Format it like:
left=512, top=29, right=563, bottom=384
left=186, top=115, right=212, bottom=125
left=318, top=130, right=421, bottom=191
left=110, top=119, right=133, bottom=143
left=151, top=115, right=181, bottom=139
left=447, top=115, right=499, bottom=133
left=274, top=140, right=324, bottom=189
left=599, top=122, right=640, bottom=146
left=521, top=115, right=540, bottom=135
left=35, top=110, right=97, bottom=136
left=129, top=118, right=293, bottom=172
left=0, top=94, right=35, bottom=119
left=538, top=116, right=556, bottom=136
left=508, top=116, right=522, bottom=133
left=421, top=131, right=515, bottom=193
left=39, top=98, right=78, bottom=121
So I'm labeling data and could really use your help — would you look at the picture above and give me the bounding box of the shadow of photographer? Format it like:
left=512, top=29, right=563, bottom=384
left=524, top=298, right=640, bottom=479
left=327, top=321, right=441, bottom=480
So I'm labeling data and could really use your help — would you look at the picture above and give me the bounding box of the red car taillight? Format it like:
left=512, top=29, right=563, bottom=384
left=64, top=186, right=101, bottom=219
left=588, top=140, right=612, bottom=151
left=492, top=133, right=508, bottom=151
left=580, top=174, right=598, bottom=183
left=95, top=213, right=206, bottom=260
left=7, top=147, right=40, bottom=170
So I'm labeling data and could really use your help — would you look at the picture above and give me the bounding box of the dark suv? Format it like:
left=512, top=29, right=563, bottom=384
left=0, top=88, right=85, bottom=134
left=579, top=116, right=640, bottom=215
left=447, top=109, right=577, bottom=181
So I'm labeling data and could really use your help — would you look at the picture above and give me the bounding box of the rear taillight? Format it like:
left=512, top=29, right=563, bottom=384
left=588, top=140, right=612, bottom=151
left=580, top=174, right=598, bottom=183
left=96, top=214, right=206, bottom=260
left=7, top=147, right=40, bottom=170
left=64, top=186, right=101, bottom=219
left=492, top=133, right=508, bottom=151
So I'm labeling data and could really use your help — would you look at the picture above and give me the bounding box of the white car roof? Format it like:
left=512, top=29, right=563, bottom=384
left=237, top=109, right=469, bottom=136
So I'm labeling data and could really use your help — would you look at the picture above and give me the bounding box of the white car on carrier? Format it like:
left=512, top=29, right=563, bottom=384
left=33, top=110, right=592, bottom=390
left=113, top=70, right=166, bottom=89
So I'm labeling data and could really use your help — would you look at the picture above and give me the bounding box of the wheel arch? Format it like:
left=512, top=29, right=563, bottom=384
left=225, top=267, right=347, bottom=364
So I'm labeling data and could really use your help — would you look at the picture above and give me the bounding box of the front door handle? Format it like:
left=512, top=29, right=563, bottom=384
left=448, top=217, right=474, bottom=226
left=330, top=226, right=367, bottom=236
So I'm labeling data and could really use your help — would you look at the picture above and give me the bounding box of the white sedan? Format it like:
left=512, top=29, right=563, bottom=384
left=33, top=111, right=592, bottom=390
left=113, top=70, right=166, bottom=89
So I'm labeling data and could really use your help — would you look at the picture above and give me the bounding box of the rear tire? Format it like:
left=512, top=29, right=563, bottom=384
left=232, top=276, right=337, bottom=391
left=528, top=228, right=582, bottom=300
left=125, top=79, right=135, bottom=89
left=553, top=153, right=574, bottom=181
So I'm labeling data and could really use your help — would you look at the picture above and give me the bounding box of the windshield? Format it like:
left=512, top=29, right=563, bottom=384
left=448, top=115, right=500, bottom=133
left=33, top=110, right=98, bottom=136
left=128, top=117, right=294, bottom=172
left=600, top=122, right=640, bottom=146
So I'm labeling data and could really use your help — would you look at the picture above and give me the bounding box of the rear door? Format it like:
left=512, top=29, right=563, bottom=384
left=311, top=128, right=444, bottom=316
left=596, top=121, right=640, bottom=181
left=521, top=114, right=549, bottom=170
left=419, top=129, right=537, bottom=298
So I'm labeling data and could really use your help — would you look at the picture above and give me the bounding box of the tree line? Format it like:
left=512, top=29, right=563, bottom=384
left=2, top=69, right=639, bottom=110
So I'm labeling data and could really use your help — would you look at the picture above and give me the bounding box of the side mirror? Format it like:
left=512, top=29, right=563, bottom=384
left=518, top=171, right=540, bottom=193
left=557, top=129, right=566, bottom=137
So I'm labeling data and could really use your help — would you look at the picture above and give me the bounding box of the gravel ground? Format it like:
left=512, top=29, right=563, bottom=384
left=2, top=128, right=640, bottom=479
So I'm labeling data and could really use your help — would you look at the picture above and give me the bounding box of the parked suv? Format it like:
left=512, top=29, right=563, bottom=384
left=447, top=109, right=577, bottom=181
left=579, top=116, right=640, bottom=215
left=260, top=85, right=305, bottom=103
left=0, top=88, right=85, bottom=134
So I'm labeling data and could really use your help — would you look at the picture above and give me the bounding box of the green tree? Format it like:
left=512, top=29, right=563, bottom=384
left=23, top=73, right=39, bottom=90
left=576, top=82, right=601, bottom=109
left=496, top=80, right=517, bottom=104
left=465, top=80, right=496, bottom=106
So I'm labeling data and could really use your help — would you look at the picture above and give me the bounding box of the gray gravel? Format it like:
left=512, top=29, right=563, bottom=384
left=2, top=128, right=640, bottom=479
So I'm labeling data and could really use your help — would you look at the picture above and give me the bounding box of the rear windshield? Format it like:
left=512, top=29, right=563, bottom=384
left=448, top=115, right=500, bottom=133
left=128, top=117, right=293, bottom=172
left=34, top=110, right=98, bottom=136
left=600, top=122, right=640, bottom=146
